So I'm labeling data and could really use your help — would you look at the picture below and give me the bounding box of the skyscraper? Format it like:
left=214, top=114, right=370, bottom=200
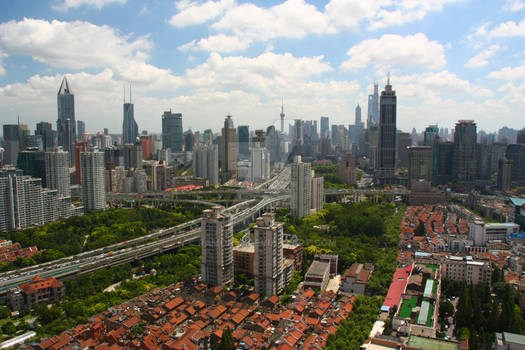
left=161, top=110, right=183, bottom=152
left=254, top=213, right=284, bottom=296
left=221, top=115, right=238, bottom=182
left=122, top=94, right=138, bottom=145
left=355, top=104, right=362, bottom=126
left=36, top=122, right=56, bottom=151
left=3, top=124, right=21, bottom=165
left=397, top=132, right=411, bottom=168
left=408, top=146, right=433, bottom=188
left=311, top=175, right=324, bottom=212
left=424, top=125, right=439, bottom=146
left=45, top=148, right=71, bottom=198
left=17, top=148, right=46, bottom=186
left=201, top=206, right=234, bottom=286
left=76, top=120, right=85, bottom=141
left=453, top=120, right=477, bottom=190
left=80, top=149, right=105, bottom=212
left=57, top=77, right=76, bottom=157
left=517, top=129, right=525, bottom=144
left=505, top=144, right=525, bottom=185
left=291, top=155, right=311, bottom=218
left=497, top=158, right=512, bottom=191
left=377, top=76, right=397, bottom=183
left=367, top=83, right=379, bottom=127
left=237, top=125, right=250, bottom=158
left=74, top=141, right=88, bottom=185
left=250, top=146, right=270, bottom=183
left=193, top=143, right=219, bottom=186
left=266, top=125, right=280, bottom=163
left=320, top=116, right=329, bottom=139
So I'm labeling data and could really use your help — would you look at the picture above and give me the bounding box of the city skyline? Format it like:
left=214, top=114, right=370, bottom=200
left=0, top=1, right=524, bottom=134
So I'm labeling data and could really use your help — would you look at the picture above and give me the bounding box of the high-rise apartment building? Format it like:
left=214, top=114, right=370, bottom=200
left=201, top=206, right=234, bottom=286
left=237, top=125, right=250, bottom=158
left=291, top=156, right=311, bottom=218
left=367, top=83, right=379, bottom=127
left=57, top=77, right=76, bottom=157
left=221, top=116, right=238, bottom=182
left=377, top=76, right=397, bottom=183
left=254, top=213, right=284, bottom=297
left=193, top=143, right=219, bottom=186
left=45, top=148, right=70, bottom=197
left=320, top=116, right=329, bottom=139
left=250, top=146, right=270, bottom=183
left=161, top=111, right=183, bottom=152
left=311, top=175, right=324, bottom=212
left=0, top=168, right=44, bottom=231
left=122, top=98, right=138, bottom=145
left=80, top=149, right=105, bottom=212
left=123, top=141, right=142, bottom=170
left=453, top=120, right=477, bottom=190
left=408, top=146, right=433, bottom=188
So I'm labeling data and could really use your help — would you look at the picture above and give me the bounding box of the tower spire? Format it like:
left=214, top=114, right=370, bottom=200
left=387, top=72, right=390, bottom=85
left=129, top=84, right=132, bottom=103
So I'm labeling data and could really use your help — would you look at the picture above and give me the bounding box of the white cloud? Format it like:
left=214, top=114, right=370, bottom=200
left=169, top=0, right=235, bottom=27
left=0, top=51, right=6, bottom=75
left=0, top=18, right=151, bottom=70
left=212, top=0, right=333, bottom=41
left=465, top=45, right=500, bottom=68
left=489, top=18, right=525, bottom=38
left=170, top=0, right=457, bottom=52
left=503, top=0, right=525, bottom=11
left=340, top=33, right=446, bottom=71
left=53, top=0, right=126, bottom=10
left=488, top=64, right=525, bottom=81
left=178, top=34, right=252, bottom=53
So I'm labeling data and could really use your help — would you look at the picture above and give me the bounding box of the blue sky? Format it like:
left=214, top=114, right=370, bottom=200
left=0, top=0, right=524, bottom=134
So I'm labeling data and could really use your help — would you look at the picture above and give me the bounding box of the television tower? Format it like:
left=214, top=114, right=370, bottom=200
left=280, top=97, right=285, bottom=133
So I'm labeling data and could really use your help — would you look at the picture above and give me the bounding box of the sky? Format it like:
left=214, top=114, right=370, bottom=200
left=0, top=0, right=524, bottom=134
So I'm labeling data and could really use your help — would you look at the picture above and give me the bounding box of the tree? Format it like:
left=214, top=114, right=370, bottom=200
left=0, top=305, right=10, bottom=319
left=439, top=300, right=454, bottom=318
left=217, top=327, right=234, bottom=350
left=414, top=222, right=426, bottom=236
left=2, top=321, right=16, bottom=335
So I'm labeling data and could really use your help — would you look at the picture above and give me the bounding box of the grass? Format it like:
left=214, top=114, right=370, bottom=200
left=399, top=296, right=418, bottom=318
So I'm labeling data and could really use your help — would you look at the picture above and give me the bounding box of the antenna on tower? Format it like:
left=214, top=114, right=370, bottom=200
left=129, top=84, right=132, bottom=103
left=123, top=85, right=125, bottom=103
left=387, top=72, right=391, bottom=85
left=281, top=97, right=284, bottom=114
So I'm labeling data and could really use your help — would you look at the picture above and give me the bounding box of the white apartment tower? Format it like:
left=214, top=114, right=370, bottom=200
left=201, top=206, right=234, bottom=286
left=311, top=175, right=324, bottom=212
left=45, top=148, right=70, bottom=198
left=254, top=213, right=284, bottom=296
left=291, top=155, right=312, bottom=218
left=193, top=143, right=219, bottom=186
left=80, top=149, right=105, bottom=212
left=250, top=147, right=270, bottom=183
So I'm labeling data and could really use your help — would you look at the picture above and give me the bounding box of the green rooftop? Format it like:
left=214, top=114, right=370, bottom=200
left=408, top=335, right=459, bottom=350
left=399, top=296, right=418, bottom=318
left=421, top=263, right=439, bottom=272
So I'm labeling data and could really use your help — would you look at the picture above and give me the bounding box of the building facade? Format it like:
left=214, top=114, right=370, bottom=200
left=408, top=146, right=433, bottom=188
left=56, top=77, right=76, bottom=159
left=254, top=213, right=284, bottom=297
left=221, top=116, right=238, bottom=182
left=122, top=101, right=138, bottom=145
left=80, top=150, right=105, bottom=212
left=193, top=143, right=219, bottom=186
left=201, top=206, right=234, bottom=286
left=453, top=120, right=477, bottom=191
left=162, top=111, right=183, bottom=152
left=45, top=148, right=71, bottom=198
left=291, top=156, right=312, bottom=218
left=377, top=77, right=397, bottom=183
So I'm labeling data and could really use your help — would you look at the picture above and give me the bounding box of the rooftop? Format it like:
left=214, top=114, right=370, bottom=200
left=306, top=261, right=330, bottom=277
left=408, top=335, right=459, bottom=350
